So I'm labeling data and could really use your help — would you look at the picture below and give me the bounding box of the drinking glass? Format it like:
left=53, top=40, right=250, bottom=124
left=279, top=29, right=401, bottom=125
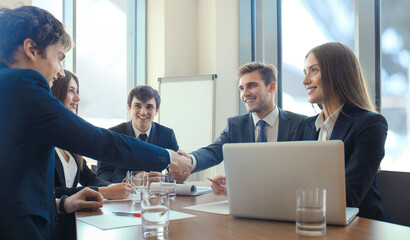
left=296, top=188, right=326, bottom=236
left=141, top=190, right=169, bottom=239
left=129, top=171, right=147, bottom=205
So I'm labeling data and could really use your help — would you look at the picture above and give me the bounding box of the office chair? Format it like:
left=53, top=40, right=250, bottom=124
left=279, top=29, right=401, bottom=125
left=378, top=170, right=410, bottom=227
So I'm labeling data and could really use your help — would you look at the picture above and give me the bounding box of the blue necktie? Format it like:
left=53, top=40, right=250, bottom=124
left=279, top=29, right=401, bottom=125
left=257, top=120, right=267, bottom=142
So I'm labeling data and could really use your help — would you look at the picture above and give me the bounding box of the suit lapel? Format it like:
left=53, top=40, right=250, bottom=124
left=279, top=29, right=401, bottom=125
left=126, top=120, right=136, bottom=138
left=149, top=123, right=157, bottom=144
left=277, top=109, right=290, bottom=141
left=304, top=117, right=319, bottom=140
left=330, top=104, right=353, bottom=140
left=244, top=113, right=255, bottom=142
left=72, top=153, right=81, bottom=187
left=54, top=152, right=66, bottom=187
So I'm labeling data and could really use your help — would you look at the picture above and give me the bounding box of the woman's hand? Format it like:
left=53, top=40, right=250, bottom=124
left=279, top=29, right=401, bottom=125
left=98, top=182, right=132, bottom=200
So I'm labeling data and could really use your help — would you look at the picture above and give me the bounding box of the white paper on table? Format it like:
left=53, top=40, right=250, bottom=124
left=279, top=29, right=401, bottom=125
left=183, top=200, right=230, bottom=215
left=103, top=196, right=131, bottom=202
left=77, top=210, right=196, bottom=230
left=150, top=183, right=212, bottom=196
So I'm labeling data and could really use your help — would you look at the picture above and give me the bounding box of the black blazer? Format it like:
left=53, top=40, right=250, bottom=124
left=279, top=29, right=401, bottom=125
left=293, top=104, right=388, bottom=221
left=54, top=151, right=111, bottom=198
left=97, top=121, right=179, bottom=182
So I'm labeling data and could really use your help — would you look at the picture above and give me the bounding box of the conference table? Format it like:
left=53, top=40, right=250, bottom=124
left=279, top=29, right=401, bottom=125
left=76, top=183, right=410, bottom=240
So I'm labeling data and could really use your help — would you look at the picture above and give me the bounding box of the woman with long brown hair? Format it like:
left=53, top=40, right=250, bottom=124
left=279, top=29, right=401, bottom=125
left=294, top=42, right=388, bottom=221
left=51, top=70, right=131, bottom=199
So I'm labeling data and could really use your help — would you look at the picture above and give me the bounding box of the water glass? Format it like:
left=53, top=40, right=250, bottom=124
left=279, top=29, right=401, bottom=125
left=129, top=171, right=147, bottom=205
left=296, top=188, right=326, bottom=236
left=141, top=190, right=170, bottom=239
left=160, top=174, right=176, bottom=200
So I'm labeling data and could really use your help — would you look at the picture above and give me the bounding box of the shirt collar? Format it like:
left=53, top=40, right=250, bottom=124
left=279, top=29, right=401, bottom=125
left=132, top=123, right=152, bottom=139
left=315, top=104, right=344, bottom=132
left=252, top=106, right=279, bottom=128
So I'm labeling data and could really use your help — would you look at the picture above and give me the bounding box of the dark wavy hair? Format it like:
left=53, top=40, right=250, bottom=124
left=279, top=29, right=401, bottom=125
left=0, top=6, right=72, bottom=63
left=127, top=85, right=161, bottom=110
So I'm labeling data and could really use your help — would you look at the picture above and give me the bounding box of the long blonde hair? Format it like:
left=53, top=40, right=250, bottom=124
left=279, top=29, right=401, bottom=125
left=306, top=42, right=376, bottom=114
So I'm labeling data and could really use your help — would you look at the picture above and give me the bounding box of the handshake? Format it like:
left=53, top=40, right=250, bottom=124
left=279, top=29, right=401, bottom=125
left=168, top=150, right=193, bottom=183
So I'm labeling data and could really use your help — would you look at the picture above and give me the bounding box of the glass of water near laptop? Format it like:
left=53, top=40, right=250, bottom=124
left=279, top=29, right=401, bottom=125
left=296, top=188, right=326, bottom=236
left=141, top=190, right=170, bottom=239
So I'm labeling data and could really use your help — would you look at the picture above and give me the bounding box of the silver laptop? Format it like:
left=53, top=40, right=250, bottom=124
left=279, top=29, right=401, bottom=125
left=223, top=140, right=358, bottom=225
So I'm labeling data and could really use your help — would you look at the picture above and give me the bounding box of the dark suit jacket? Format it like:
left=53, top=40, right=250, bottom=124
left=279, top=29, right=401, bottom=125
left=0, top=63, right=170, bottom=239
left=292, top=104, right=388, bottom=221
left=54, top=151, right=111, bottom=197
left=192, top=108, right=306, bottom=173
left=97, top=121, right=179, bottom=183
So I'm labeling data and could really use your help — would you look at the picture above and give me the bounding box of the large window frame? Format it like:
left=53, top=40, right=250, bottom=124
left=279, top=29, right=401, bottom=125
left=239, top=0, right=380, bottom=113
left=62, top=0, right=146, bottom=99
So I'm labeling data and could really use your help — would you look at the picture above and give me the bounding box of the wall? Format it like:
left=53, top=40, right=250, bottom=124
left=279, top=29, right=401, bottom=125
left=147, top=0, right=239, bottom=177
left=1, top=0, right=32, bottom=8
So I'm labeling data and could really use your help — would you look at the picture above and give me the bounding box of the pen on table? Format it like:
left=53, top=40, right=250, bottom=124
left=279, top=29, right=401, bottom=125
left=113, top=211, right=141, bottom=217
left=207, top=178, right=227, bottom=188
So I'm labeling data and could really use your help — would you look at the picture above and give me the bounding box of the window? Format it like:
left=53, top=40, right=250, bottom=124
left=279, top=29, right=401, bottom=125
left=281, top=0, right=354, bottom=116
left=32, top=0, right=62, bottom=21
left=380, top=0, right=410, bottom=171
left=76, top=0, right=127, bottom=128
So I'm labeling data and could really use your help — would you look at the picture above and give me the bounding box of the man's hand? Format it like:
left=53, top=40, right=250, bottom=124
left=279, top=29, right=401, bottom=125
left=98, top=182, right=131, bottom=200
left=177, top=149, right=190, bottom=159
left=169, top=150, right=192, bottom=183
left=63, top=188, right=103, bottom=213
left=210, top=176, right=227, bottom=196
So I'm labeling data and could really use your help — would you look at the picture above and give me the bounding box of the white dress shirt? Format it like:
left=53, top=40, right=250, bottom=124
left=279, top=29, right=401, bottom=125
left=131, top=124, right=152, bottom=140
left=252, top=106, right=279, bottom=142
left=55, top=148, right=78, bottom=188
left=315, top=104, right=344, bottom=141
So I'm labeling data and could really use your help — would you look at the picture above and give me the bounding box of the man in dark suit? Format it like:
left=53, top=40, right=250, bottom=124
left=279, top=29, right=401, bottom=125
left=97, top=85, right=179, bottom=182
left=0, top=6, right=190, bottom=239
left=174, top=62, right=306, bottom=182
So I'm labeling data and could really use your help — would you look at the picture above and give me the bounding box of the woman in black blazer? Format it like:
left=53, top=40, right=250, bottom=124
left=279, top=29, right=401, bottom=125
left=51, top=70, right=132, bottom=239
left=293, top=42, right=388, bottom=221
left=51, top=70, right=131, bottom=200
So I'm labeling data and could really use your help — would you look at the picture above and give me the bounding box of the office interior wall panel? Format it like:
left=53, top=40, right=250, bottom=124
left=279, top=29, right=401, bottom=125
left=1, top=0, right=32, bottom=8
left=147, top=0, right=239, bottom=179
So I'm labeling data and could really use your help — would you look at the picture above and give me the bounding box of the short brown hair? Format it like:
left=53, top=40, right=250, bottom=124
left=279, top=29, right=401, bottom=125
left=0, top=6, right=72, bottom=64
left=236, top=62, right=278, bottom=86
left=127, top=85, right=160, bottom=110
